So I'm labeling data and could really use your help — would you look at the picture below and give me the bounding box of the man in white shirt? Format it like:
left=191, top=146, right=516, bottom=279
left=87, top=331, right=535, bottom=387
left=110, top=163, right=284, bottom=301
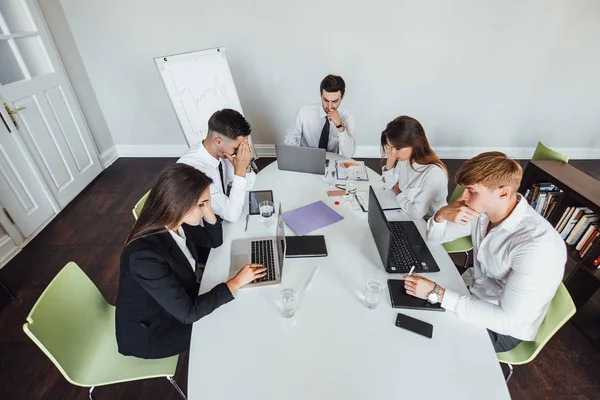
left=284, top=74, right=356, bottom=158
left=403, top=152, right=566, bottom=352
left=178, top=109, right=255, bottom=222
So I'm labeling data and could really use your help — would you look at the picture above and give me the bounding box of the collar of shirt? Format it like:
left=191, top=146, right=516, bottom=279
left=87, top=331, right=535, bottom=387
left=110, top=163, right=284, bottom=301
left=197, top=141, right=220, bottom=169
left=166, top=225, right=186, bottom=241
left=479, top=194, right=528, bottom=234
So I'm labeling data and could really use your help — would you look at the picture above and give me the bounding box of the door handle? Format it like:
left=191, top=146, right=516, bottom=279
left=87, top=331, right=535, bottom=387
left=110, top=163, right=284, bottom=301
left=6, top=106, right=26, bottom=114
left=3, top=103, right=25, bottom=129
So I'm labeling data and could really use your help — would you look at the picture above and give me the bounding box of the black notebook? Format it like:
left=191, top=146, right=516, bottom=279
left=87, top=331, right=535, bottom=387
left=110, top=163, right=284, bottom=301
left=387, top=279, right=445, bottom=312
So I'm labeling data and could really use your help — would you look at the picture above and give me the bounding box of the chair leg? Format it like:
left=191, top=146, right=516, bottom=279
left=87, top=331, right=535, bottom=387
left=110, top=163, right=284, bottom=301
left=167, top=376, right=187, bottom=400
left=88, top=386, right=95, bottom=400
left=504, top=363, right=514, bottom=383
left=462, top=251, right=470, bottom=270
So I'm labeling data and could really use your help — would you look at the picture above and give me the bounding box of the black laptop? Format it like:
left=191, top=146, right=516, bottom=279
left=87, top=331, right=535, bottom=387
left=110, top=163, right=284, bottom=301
left=367, top=186, right=440, bottom=273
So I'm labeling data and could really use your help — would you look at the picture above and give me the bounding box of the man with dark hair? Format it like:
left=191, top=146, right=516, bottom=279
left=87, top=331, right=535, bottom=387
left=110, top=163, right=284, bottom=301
left=178, top=109, right=255, bottom=222
left=285, top=74, right=356, bottom=158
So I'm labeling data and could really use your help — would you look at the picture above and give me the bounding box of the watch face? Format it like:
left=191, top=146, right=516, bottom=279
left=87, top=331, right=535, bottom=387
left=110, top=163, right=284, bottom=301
left=428, top=292, right=439, bottom=304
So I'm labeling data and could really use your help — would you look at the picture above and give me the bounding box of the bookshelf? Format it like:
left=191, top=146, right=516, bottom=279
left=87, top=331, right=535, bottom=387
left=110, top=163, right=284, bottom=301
left=519, top=160, right=600, bottom=349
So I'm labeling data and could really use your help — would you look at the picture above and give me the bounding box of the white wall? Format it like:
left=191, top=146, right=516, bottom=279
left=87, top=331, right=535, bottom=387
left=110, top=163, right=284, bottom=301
left=56, top=0, right=600, bottom=158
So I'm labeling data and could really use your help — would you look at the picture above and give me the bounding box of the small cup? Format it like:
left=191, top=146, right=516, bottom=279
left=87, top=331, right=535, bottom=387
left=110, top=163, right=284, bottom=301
left=363, top=279, right=383, bottom=309
left=259, top=200, right=275, bottom=228
left=279, top=288, right=298, bottom=318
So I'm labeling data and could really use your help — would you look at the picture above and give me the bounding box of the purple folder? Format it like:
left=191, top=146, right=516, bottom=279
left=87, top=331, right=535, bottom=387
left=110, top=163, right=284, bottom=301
left=282, top=200, right=344, bottom=236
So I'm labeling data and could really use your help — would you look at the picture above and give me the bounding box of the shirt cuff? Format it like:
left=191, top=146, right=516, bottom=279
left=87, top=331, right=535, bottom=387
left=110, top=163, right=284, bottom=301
left=231, top=174, right=246, bottom=188
left=441, top=288, right=460, bottom=312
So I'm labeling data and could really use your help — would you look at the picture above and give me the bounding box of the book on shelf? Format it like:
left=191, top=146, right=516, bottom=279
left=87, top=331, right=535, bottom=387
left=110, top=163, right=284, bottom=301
left=580, top=231, right=600, bottom=258
left=528, top=183, right=560, bottom=212
left=561, top=207, right=593, bottom=240
left=576, top=224, right=598, bottom=251
left=556, top=207, right=574, bottom=232
left=566, top=214, right=599, bottom=245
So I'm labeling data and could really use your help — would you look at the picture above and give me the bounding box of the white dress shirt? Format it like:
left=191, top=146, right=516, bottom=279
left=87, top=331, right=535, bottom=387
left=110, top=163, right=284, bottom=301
left=167, top=226, right=196, bottom=271
left=381, top=161, right=448, bottom=220
left=284, top=104, right=356, bottom=158
left=427, top=195, right=566, bottom=341
left=177, top=142, right=255, bottom=222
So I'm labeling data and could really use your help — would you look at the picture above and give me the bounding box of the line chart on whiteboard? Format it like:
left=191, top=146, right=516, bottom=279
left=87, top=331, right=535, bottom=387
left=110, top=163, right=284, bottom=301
left=156, top=49, right=243, bottom=147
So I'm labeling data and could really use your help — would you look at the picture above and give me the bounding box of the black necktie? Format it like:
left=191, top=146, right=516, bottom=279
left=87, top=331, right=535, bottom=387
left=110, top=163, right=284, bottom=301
left=218, top=162, right=226, bottom=193
left=318, top=117, right=330, bottom=150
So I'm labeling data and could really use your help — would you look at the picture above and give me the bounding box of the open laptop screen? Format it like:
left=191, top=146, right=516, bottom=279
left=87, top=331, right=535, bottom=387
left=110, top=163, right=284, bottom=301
left=368, top=186, right=391, bottom=268
left=276, top=203, right=286, bottom=268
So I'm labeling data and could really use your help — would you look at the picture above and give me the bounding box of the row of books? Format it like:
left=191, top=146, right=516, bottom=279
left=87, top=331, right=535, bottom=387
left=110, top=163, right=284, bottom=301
left=524, top=182, right=600, bottom=262
left=524, top=183, right=563, bottom=219
left=555, top=207, right=599, bottom=258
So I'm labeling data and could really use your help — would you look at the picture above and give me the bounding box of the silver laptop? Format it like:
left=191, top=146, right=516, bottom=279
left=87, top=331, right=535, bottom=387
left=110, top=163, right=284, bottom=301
left=275, top=144, right=326, bottom=175
left=229, top=204, right=286, bottom=288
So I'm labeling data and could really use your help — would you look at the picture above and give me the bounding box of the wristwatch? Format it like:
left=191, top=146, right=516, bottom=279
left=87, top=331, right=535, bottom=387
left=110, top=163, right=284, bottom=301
left=427, top=283, right=442, bottom=304
left=336, top=121, right=345, bottom=129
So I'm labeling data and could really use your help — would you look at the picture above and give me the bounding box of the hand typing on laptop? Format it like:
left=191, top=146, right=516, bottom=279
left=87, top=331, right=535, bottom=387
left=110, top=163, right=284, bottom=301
left=226, top=264, right=267, bottom=293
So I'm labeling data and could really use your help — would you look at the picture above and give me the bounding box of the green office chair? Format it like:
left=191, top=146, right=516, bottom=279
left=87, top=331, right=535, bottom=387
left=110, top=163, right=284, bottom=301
left=23, top=262, right=186, bottom=400
left=496, top=283, right=576, bottom=383
left=132, top=190, right=150, bottom=220
left=531, top=142, right=569, bottom=163
left=442, top=185, right=473, bottom=269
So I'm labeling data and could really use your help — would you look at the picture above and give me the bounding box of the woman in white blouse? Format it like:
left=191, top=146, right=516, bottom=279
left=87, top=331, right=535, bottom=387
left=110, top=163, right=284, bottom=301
left=381, top=116, right=448, bottom=219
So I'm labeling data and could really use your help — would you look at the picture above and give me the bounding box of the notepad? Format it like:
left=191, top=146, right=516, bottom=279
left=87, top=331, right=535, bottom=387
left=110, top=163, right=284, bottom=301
left=355, top=189, right=401, bottom=212
left=282, top=201, right=344, bottom=236
left=335, top=160, right=368, bottom=181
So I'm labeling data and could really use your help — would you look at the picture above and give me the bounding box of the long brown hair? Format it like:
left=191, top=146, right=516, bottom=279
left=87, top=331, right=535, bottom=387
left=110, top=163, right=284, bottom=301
left=380, top=116, right=446, bottom=173
left=124, top=164, right=213, bottom=248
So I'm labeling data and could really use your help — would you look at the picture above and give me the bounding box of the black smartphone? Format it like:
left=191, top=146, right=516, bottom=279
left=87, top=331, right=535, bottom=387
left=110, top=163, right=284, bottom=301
left=395, top=312, right=433, bottom=338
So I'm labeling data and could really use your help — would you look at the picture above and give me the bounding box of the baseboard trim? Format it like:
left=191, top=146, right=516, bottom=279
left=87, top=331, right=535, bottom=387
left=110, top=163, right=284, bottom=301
left=254, top=144, right=276, bottom=158
left=99, top=146, right=118, bottom=168
left=115, top=145, right=189, bottom=158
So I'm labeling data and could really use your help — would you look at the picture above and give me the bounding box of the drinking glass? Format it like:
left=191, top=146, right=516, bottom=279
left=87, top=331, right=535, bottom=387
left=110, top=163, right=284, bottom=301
left=279, top=288, right=298, bottom=318
left=363, top=279, right=384, bottom=309
left=259, top=200, right=275, bottom=228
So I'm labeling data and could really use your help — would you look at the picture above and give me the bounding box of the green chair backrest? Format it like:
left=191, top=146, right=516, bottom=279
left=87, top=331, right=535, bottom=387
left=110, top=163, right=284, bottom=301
left=132, top=190, right=151, bottom=220
left=531, top=142, right=569, bottom=163
left=497, top=282, right=575, bottom=364
left=23, top=262, right=111, bottom=384
left=448, top=185, right=464, bottom=203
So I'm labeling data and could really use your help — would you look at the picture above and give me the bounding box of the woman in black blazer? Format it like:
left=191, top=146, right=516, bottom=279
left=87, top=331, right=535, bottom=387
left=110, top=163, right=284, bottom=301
left=116, top=164, right=265, bottom=359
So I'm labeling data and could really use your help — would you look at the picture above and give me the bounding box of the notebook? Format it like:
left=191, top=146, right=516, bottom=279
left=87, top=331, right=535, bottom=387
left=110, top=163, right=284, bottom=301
left=387, top=279, right=445, bottom=312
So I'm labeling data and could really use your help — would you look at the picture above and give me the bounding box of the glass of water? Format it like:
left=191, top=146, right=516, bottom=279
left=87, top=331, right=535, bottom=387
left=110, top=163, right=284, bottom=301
left=325, top=165, right=336, bottom=186
left=279, top=288, right=298, bottom=318
left=345, top=173, right=358, bottom=204
left=363, top=279, right=384, bottom=309
left=259, top=200, right=275, bottom=228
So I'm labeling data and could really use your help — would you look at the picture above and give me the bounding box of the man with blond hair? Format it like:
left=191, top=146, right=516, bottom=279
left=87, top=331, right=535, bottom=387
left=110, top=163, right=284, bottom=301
left=403, top=152, right=566, bottom=352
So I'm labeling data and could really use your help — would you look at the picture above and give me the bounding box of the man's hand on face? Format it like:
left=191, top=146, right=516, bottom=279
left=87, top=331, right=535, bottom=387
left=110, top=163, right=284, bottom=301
left=223, top=139, right=253, bottom=177
left=327, top=109, right=342, bottom=128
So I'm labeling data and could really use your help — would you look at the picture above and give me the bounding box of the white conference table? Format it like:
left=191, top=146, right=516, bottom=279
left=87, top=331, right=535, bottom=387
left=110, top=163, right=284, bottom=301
left=189, top=153, right=510, bottom=400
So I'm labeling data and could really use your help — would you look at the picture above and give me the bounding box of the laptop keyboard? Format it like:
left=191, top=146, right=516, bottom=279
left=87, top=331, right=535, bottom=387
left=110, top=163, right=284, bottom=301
left=388, top=222, right=429, bottom=273
left=250, top=240, right=277, bottom=283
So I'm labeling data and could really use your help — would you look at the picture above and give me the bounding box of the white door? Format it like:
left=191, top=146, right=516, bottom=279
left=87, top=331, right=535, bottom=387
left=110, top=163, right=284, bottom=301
left=0, top=116, right=55, bottom=237
left=0, top=223, right=18, bottom=264
left=0, top=0, right=102, bottom=209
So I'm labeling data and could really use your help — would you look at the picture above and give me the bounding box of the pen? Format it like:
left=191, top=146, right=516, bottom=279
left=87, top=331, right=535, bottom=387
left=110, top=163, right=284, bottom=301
left=304, top=266, right=319, bottom=291
left=408, top=265, right=415, bottom=276
left=244, top=214, right=249, bottom=231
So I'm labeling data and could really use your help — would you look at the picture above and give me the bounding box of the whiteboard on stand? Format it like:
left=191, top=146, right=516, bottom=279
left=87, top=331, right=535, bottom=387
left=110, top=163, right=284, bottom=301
left=155, top=47, right=244, bottom=147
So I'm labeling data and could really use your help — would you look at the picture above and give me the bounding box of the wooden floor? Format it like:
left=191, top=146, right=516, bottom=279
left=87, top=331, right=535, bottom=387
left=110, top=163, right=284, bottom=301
left=1, top=157, right=600, bottom=400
